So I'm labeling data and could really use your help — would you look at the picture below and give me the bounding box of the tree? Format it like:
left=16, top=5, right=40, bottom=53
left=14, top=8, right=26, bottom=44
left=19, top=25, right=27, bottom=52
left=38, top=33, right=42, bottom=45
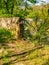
left=0, top=0, right=37, bottom=39
left=27, top=5, right=49, bottom=44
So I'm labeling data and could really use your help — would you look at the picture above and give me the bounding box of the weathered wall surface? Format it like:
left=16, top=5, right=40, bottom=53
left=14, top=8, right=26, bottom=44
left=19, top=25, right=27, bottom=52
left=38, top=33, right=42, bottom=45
left=0, top=17, right=19, bottom=28
left=0, top=17, right=20, bottom=39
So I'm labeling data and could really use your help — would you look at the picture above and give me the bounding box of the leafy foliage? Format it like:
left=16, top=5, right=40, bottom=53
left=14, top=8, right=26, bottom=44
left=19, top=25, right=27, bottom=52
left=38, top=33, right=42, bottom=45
left=0, top=28, right=14, bottom=43
left=24, top=5, right=49, bottom=44
left=0, top=0, right=36, bottom=17
left=0, top=0, right=49, bottom=44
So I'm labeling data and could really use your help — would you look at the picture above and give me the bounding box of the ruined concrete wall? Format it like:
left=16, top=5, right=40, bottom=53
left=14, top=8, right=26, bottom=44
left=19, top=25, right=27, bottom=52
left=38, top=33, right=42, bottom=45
left=0, top=17, right=20, bottom=39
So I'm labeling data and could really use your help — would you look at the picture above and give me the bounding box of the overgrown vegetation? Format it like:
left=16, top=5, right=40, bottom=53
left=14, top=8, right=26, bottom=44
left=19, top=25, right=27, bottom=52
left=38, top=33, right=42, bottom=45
left=0, top=28, right=15, bottom=43
left=0, top=0, right=49, bottom=65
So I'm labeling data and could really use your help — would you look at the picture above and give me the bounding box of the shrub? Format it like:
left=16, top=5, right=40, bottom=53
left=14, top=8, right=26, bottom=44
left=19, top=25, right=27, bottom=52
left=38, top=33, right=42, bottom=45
left=0, top=28, right=14, bottom=43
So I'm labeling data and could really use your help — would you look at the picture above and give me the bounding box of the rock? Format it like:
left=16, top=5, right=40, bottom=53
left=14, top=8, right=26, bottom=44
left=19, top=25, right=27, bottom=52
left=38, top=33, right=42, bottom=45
left=0, top=48, right=4, bottom=53
left=0, top=17, right=19, bottom=39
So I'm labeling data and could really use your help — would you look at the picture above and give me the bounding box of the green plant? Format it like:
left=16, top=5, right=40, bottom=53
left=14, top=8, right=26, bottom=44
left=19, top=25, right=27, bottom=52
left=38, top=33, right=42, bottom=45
left=0, top=28, right=14, bottom=43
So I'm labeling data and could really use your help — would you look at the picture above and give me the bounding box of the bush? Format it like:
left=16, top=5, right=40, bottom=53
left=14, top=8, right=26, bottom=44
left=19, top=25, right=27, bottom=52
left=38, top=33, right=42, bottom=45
left=0, top=28, right=14, bottom=43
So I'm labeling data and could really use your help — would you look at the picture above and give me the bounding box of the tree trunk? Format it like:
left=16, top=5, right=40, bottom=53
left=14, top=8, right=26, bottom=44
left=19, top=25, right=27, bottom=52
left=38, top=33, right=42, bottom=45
left=4, top=0, right=9, bottom=13
left=18, top=18, right=24, bottom=39
left=11, top=1, right=14, bottom=15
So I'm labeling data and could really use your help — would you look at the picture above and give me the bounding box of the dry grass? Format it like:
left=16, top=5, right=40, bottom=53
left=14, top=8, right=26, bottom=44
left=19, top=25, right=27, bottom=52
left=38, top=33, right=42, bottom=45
left=0, top=40, right=49, bottom=65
